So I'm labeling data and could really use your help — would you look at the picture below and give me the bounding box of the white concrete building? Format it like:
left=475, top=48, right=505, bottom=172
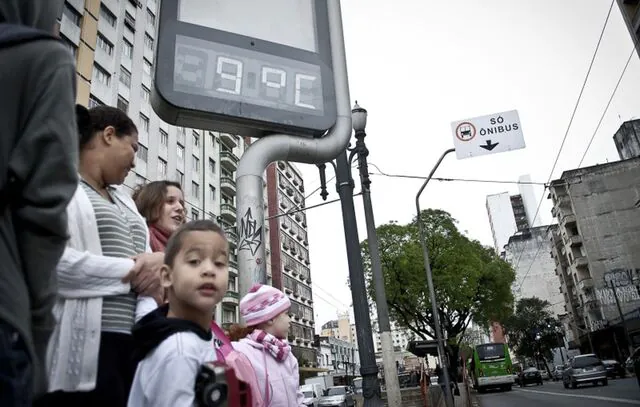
left=504, top=226, right=565, bottom=317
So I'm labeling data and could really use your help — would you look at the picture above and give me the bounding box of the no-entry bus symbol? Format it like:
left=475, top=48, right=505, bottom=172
left=455, top=122, right=476, bottom=142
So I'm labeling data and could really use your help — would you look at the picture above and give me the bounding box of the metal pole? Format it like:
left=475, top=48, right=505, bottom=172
left=415, top=148, right=455, bottom=407
left=336, top=150, right=383, bottom=406
left=354, top=132, right=402, bottom=406
left=609, top=282, right=634, bottom=355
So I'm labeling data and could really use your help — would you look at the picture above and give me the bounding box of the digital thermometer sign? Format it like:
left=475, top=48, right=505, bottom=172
left=153, top=0, right=337, bottom=137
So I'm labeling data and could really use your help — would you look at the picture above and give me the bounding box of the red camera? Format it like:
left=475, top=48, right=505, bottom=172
left=195, top=361, right=252, bottom=407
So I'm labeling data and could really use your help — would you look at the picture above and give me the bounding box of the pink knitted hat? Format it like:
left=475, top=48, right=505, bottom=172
left=240, top=284, right=291, bottom=327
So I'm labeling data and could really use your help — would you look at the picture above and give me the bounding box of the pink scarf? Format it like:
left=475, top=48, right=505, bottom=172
left=148, top=224, right=170, bottom=252
left=248, top=329, right=291, bottom=362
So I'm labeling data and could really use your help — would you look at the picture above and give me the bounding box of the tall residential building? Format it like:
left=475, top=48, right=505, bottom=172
left=617, top=0, right=640, bottom=55
left=486, top=175, right=541, bottom=255
left=504, top=226, right=565, bottom=317
left=266, top=161, right=317, bottom=367
left=56, top=0, right=250, bottom=326
left=320, top=311, right=352, bottom=342
left=548, top=157, right=640, bottom=355
left=613, top=119, right=640, bottom=160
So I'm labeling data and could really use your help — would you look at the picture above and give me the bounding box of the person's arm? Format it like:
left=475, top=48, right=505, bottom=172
left=291, top=357, right=307, bottom=406
left=56, top=246, right=135, bottom=298
left=8, top=46, right=78, bottom=370
left=143, top=353, right=201, bottom=407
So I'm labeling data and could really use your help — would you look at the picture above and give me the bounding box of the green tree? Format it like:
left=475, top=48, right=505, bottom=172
left=360, top=209, right=515, bottom=369
left=503, top=297, right=562, bottom=375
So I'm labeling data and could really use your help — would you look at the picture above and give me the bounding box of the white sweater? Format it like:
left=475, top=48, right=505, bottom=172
left=46, top=183, right=158, bottom=392
left=127, top=332, right=217, bottom=407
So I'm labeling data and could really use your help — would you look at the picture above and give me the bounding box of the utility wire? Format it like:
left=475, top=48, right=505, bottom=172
left=578, top=45, right=638, bottom=167
left=265, top=193, right=362, bottom=220
left=514, top=0, right=615, bottom=291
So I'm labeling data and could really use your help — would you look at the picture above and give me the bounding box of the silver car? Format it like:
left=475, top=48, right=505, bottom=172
left=318, top=386, right=355, bottom=407
left=562, top=354, right=608, bottom=389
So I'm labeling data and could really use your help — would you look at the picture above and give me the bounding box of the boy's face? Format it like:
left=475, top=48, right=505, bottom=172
left=162, top=230, right=229, bottom=313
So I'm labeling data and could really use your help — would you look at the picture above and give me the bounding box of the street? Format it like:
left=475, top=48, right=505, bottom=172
left=475, top=378, right=640, bottom=407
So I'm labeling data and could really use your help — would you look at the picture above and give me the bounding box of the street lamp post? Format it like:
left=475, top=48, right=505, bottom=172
left=316, top=102, right=384, bottom=406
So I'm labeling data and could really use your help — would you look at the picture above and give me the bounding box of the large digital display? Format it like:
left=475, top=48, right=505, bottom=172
left=174, top=35, right=324, bottom=115
left=177, top=0, right=317, bottom=52
left=152, top=0, right=337, bottom=137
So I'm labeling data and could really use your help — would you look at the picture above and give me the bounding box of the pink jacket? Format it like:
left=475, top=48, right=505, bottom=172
left=232, top=338, right=305, bottom=407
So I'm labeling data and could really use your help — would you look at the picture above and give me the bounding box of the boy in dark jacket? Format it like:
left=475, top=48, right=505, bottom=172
left=0, top=0, right=79, bottom=405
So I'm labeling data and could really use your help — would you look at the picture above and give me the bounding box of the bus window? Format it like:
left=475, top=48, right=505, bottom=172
left=476, top=344, right=506, bottom=361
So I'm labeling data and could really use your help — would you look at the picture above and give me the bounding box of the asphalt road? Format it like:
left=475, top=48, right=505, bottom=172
left=475, top=377, right=640, bottom=407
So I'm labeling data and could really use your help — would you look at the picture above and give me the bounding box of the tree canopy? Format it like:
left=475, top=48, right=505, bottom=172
left=503, top=297, right=563, bottom=366
left=360, top=209, right=515, bottom=353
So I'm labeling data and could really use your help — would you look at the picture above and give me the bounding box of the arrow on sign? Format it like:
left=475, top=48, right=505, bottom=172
left=480, top=140, right=499, bottom=151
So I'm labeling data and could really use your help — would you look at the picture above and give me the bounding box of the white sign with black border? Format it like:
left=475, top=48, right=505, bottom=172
left=451, top=110, right=525, bottom=160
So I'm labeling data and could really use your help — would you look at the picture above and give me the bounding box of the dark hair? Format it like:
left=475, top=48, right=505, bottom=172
left=132, top=180, right=183, bottom=224
left=76, top=104, right=138, bottom=151
left=164, top=219, right=226, bottom=267
left=227, top=324, right=257, bottom=341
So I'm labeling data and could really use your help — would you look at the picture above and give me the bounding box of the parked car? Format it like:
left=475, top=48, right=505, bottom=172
left=562, top=354, right=607, bottom=389
left=318, top=386, right=355, bottom=407
left=540, top=368, right=550, bottom=381
left=519, top=367, right=543, bottom=387
left=602, top=359, right=626, bottom=379
left=552, top=365, right=564, bottom=381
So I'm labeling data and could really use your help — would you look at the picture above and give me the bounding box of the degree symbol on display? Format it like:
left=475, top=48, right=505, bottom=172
left=455, top=122, right=476, bottom=142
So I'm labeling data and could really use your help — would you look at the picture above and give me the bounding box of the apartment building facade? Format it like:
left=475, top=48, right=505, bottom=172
left=57, top=0, right=250, bottom=326
left=548, top=158, right=640, bottom=355
left=266, top=161, right=317, bottom=367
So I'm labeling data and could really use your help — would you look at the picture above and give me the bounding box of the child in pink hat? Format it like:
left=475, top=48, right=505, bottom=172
left=228, top=284, right=305, bottom=406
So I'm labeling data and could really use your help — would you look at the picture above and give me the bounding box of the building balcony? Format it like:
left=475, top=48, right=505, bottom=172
left=220, top=151, right=239, bottom=171
left=561, top=213, right=577, bottom=228
left=221, top=203, right=236, bottom=222
left=223, top=291, right=239, bottom=305
left=567, top=235, right=582, bottom=247
left=577, top=277, right=594, bottom=291
left=219, top=133, right=237, bottom=149
left=220, top=177, right=236, bottom=195
left=224, top=225, right=238, bottom=247
left=229, top=259, right=238, bottom=276
left=572, top=256, right=588, bottom=269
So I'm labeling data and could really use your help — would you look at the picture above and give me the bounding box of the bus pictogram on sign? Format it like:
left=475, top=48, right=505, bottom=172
left=455, top=122, right=476, bottom=142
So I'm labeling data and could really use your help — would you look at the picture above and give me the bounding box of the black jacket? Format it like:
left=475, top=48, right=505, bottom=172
left=0, top=0, right=78, bottom=397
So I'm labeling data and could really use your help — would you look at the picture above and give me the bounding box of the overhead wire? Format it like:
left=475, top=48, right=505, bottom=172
left=513, top=0, right=615, bottom=291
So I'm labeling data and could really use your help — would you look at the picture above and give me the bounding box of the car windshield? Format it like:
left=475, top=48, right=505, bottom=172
left=524, top=368, right=538, bottom=373
left=555, top=366, right=563, bottom=370
left=476, top=344, right=505, bottom=361
left=327, top=387, right=346, bottom=396
left=573, top=356, right=601, bottom=368
left=302, top=391, right=313, bottom=397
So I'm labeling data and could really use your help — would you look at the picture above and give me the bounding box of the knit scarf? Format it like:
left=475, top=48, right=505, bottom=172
left=148, top=224, right=170, bottom=252
left=248, top=329, right=291, bottom=362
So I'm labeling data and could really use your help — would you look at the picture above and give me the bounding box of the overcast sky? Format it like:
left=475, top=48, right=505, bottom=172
left=293, top=0, right=640, bottom=330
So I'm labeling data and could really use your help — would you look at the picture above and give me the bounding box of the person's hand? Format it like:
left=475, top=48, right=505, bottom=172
left=123, top=252, right=164, bottom=296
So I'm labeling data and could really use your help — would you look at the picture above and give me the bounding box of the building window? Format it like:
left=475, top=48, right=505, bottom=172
left=135, top=174, right=146, bottom=185
left=124, top=12, right=136, bottom=31
left=141, top=85, right=150, bottom=102
left=99, top=4, right=117, bottom=27
left=88, top=95, right=104, bottom=108
left=192, top=181, right=199, bottom=199
left=137, top=144, right=148, bottom=162
left=117, top=95, right=129, bottom=113
left=122, top=39, right=133, bottom=59
left=223, top=306, right=236, bottom=323
left=139, top=114, right=149, bottom=132
left=191, top=208, right=199, bottom=220
left=96, top=33, right=113, bottom=55
left=228, top=277, right=236, bottom=292
left=144, top=33, right=154, bottom=50
left=92, top=64, right=111, bottom=86
left=63, top=3, right=82, bottom=26
left=193, top=131, right=200, bottom=148
left=159, top=129, right=168, bottom=146
left=146, top=8, right=156, bottom=27
left=60, top=34, right=77, bottom=56
left=158, top=158, right=167, bottom=176
left=192, top=155, right=200, bottom=172
left=143, top=58, right=152, bottom=75
left=119, top=66, right=131, bottom=88
left=209, top=132, right=217, bottom=148
left=176, top=170, right=184, bottom=188
left=177, top=144, right=184, bottom=160
left=209, top=158, right=216, bottom=174
left=209, top=184, right=216, bottom=201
